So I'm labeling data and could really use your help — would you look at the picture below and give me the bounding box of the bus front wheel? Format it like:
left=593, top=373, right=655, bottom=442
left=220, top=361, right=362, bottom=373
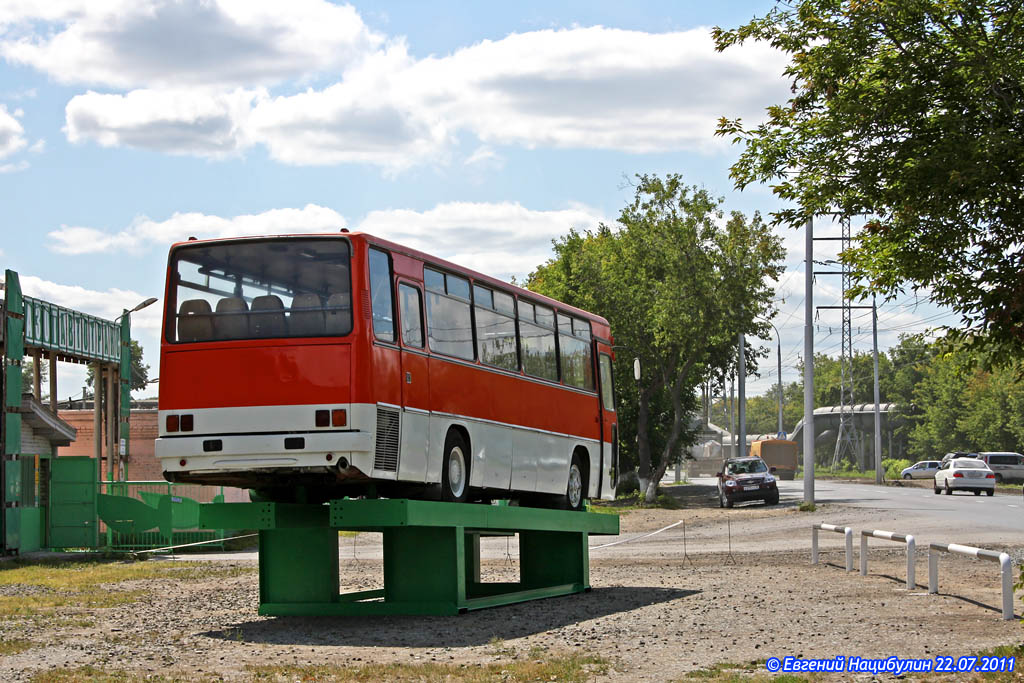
left=441, top=431, right=471, bottom=503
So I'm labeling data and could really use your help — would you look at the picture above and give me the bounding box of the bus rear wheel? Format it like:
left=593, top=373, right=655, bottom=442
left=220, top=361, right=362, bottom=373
left=563, top=453, right=587, bottom=512
left=441, top=431, right=471, bottom=503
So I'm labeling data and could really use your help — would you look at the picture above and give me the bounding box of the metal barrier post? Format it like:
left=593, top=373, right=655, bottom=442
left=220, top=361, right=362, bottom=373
left=812, top=523, right=853, bottom=571
left=928, top=542, right=1015, bottom=620
left=859, top=530, right=916, bottom=589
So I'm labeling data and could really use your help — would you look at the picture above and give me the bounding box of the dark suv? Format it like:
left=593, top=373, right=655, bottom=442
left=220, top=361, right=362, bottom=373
left=717, top=456, right=779, bottom=508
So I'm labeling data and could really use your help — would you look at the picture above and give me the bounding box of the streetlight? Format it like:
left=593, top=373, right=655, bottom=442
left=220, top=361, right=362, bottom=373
left=116, top=297, right=158, bottom=320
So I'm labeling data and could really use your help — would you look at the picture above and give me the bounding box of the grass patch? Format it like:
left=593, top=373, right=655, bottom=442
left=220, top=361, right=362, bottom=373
left=0, top=559, right=254, bottom=617
left=684, top=659, right=817, bottom=682
left=0, top=638, right=36, bottom=655
left=592, top=491, right=680, bottom=512
left=796, top=467, right=877, bottom=481
left=30, top=667, right=179, bottom=682
left=797, top=501, right=816, bottom=512
left=245, top=652, right=610, bottom=682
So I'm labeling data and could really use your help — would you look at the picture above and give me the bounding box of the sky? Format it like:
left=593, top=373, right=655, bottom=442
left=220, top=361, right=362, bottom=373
left=0, top=0, right=960, bottom=405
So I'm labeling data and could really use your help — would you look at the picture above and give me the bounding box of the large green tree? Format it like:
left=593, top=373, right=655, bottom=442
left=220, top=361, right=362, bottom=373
left=715, top=1, right=1024, bottom=361
left=529, top=174, right=784, bottom=502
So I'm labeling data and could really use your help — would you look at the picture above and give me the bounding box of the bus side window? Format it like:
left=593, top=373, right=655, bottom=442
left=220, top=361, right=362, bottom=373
left=424, top=267, right=474, bottom=360
left=520, top=301, right=557, bottom=381
left=369, top=248, right=395, bottom=342
left=398, top=283, right=424, bottom=348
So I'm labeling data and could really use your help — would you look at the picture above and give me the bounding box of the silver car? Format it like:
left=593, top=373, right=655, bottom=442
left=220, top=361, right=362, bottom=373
left=901, top=460, right=940, bottom=479
left=977, top=452, right=1024, bottom=482
left=934, top=459, right=995, bottom=496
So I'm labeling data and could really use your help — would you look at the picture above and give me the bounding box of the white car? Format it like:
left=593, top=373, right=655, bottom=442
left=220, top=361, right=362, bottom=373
left=901, top=460, right=940, bottom=479
left=934, top=459, right=996, bottom=496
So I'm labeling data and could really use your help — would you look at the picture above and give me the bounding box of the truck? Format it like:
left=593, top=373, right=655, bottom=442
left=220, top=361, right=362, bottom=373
left=749, top=439, right=798, bottom=480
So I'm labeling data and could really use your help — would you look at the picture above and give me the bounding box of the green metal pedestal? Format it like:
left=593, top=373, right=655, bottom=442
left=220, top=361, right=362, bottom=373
left=200, top=499, right=618, bottom=616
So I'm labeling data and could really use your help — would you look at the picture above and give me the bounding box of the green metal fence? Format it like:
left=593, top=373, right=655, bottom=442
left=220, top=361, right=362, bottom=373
left=98, top=481, right=230, bottom=551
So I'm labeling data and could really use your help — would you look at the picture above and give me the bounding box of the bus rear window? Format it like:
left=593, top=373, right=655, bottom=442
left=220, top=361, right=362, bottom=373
left=169, top=238, right=352, bottom=342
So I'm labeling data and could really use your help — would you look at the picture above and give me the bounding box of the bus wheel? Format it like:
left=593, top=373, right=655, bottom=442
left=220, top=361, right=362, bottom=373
left=442, top=431, right=470, bottom=503
left=564, top=453, right=586, bottom=512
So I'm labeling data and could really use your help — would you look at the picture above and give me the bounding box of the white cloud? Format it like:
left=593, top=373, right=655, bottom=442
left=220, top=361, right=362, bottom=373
left=1, top=0, right=383, bottom=89
left=47, top=200, right=609, bottom=281
left=358, top=201, right=609, bottom=280
left=19, top=274, right=161, bottom=332
left=65, top=88, right=261, bottom=157
left=54, top=21, right=790, bottom=168
left=48, top=204, right=347, bottom=255
left=0, top=160, right=28, bottom=173
left=0, top=103, right=26, bottom=158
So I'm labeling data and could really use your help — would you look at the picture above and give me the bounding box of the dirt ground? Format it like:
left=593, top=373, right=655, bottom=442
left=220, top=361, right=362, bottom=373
left=2, top=486, right=1022, bottom=681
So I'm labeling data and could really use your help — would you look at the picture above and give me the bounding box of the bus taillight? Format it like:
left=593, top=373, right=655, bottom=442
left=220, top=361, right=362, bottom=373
left=166, top=415, right=179, bottom=432
left=332, top=409, right=347, bottom=427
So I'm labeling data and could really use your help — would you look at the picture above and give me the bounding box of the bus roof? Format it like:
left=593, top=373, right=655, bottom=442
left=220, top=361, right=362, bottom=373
left=168, top=231, right=612, bottom=337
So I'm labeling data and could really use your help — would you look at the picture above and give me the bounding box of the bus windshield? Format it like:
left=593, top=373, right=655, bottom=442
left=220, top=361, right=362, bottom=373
left=169, top=238, right=352, bottom=343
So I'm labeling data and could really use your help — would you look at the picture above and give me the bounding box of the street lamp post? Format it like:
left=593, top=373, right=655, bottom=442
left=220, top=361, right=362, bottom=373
left=108, top=297, right=158, bottom=482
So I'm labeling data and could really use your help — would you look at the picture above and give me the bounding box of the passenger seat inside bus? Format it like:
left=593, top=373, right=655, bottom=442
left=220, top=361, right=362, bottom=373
left=325, top=292, right=352, bottom=335
left=178, top=299, right=213, bottom=342
left=290, top=293, right=325, bottom=336
left=251, top=295, right=287, bottom=337
left=214, top=297, right=249, bottom=339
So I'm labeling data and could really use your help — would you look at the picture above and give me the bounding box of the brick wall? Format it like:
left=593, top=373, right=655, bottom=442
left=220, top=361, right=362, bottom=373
left=58, top=410, right=161, bottom=481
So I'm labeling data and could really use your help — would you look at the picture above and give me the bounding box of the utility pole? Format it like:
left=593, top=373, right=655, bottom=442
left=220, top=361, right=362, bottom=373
left=770, top=322, right=783, bottom=437
left=872, top=297, right=882, bottom=484
left=729, top=374, right=736, bottom=458
left=803, top=217, right=815, bottom=505
left=738, top=333, right=746, bottom=458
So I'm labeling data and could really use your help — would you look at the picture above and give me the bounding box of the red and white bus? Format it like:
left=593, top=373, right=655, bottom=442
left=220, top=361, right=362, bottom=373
left=156, top=232, right=618, bottom=509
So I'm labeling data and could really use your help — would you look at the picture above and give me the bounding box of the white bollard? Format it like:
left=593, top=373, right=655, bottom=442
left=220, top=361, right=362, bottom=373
left=812, top=523, right=853, bottom=572
left=928, top=542, right=1015, bottom=620
left=859, top=530, right=916, bottom=589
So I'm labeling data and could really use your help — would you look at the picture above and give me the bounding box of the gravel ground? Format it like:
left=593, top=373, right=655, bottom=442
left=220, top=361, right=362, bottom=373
left=2, top=487, right=1022, bottom=681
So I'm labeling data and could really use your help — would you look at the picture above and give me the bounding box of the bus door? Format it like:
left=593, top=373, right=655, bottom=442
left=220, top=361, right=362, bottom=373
left=595, top=344, right=618, bottom=498
left=396, top=281, right=430, bottom=481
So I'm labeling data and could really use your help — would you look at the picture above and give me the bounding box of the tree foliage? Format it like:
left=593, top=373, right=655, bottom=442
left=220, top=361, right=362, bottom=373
left=738, top=333, right=1024, bottom=459
left=714, top=1, right=1024, bottom=361
left=528, top=174, right=784, bottom=502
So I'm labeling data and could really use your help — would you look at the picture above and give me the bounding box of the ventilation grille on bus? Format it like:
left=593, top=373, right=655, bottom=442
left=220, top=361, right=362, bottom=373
left=374, top=406, right=400, bottom=472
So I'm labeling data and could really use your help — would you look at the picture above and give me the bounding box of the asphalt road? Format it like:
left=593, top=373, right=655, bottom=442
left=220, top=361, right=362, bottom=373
left=686, top=475, right=1024, bottom=548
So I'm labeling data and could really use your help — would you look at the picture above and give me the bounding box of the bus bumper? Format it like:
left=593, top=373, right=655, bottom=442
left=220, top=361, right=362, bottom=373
left=156, top=431, right=373, bottom=476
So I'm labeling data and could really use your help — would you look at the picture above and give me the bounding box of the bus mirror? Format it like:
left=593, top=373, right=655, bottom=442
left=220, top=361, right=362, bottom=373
left=633, top=358, right=641, bottom=382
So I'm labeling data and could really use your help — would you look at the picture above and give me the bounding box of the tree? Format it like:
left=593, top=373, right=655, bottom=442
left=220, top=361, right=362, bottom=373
left=21, top=358, right=48, bottom=400
left=714, top=1, right=1024, bottom=362
left=529, top=174, right=784, bottom=502
left=86, top=340, right=150, bottom=392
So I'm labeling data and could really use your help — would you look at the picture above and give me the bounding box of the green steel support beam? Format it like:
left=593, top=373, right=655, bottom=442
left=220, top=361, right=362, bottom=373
left=2, top=270, right=24, bottom=552
left=118, top=315, right=131, bottom=476
left=203, top=498, right=618, bottom=617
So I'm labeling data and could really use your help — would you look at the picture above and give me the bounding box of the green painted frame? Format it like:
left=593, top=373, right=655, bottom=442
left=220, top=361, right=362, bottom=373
left=200, top=498, right=619, bottom=616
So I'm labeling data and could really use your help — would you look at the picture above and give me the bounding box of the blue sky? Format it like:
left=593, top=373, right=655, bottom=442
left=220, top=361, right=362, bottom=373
left=0, top=1, right=956, bottom=404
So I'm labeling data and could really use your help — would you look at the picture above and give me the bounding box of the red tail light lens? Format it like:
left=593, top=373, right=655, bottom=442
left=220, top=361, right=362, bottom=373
left=180, top=414, right=194, bottom=432
left=952, top=472, right=964, bottom=478
left=166, top=415, right=179, bottom=432
left=332, top=409, right=347, bottom=427
left=986, top=473, right=995, bottom=478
